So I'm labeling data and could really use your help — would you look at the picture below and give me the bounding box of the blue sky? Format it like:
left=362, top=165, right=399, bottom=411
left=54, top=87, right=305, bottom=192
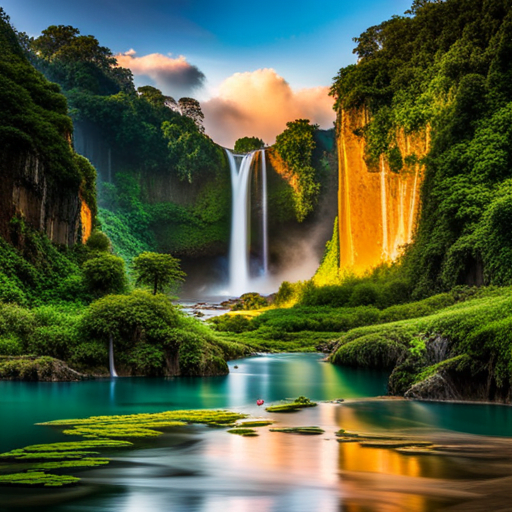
left=2, top=0, right=413, bottom=145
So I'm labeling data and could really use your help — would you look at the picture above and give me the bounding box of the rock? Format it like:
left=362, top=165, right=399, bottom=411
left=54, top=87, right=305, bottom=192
left=0, top=356, right=88, bottom=382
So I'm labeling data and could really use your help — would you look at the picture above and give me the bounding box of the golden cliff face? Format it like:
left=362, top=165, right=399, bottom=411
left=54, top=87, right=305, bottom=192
left=80, top=196, right=92, bottom=243
left=338, top=108, right=429, bottom=273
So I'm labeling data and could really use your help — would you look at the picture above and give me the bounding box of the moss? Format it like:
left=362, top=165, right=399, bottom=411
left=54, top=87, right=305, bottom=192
left=265, top=396, right=318, bottom=413
left=226, top=428, right=258, bottom=437
left=0, top=472, right=80, bottom=488
left=269, top=427, right=325, bottom=435
left=236, top=421, right=274, bottom=428
left=360, top=440, right=433, bottom=448
left=31, top=458, right=110, bottom=470
left=0, top=451, right=99, bottom=461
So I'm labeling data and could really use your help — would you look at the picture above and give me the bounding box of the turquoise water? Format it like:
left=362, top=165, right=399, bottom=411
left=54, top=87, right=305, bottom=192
left=0, top=354, right=387, bottom=452
left=1, top=354, right=511, bottom=512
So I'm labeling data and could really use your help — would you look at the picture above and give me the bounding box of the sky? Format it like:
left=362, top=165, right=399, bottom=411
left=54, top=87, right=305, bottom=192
left=2, top=0, right=412, bottom=146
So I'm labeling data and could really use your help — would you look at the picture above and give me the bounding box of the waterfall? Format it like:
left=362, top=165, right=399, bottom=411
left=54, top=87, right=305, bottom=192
left=408, top=165, right=420, bottom=239
left=380, top=156, right=389, bottom=260
left=225, top=148, right=269, bottom=296
left=109, top=334, right=118, bottom=378
left=227, top=150, right=256, bottom=296
left=261, top=149, right=268, bottom=274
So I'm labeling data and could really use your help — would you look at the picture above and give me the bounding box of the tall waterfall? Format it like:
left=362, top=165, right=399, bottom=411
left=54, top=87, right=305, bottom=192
left=226, top=149, right=269, bottom=296
left=109, top=334, right=118, bottom=378
left=261, top=150, right=269, bottom=274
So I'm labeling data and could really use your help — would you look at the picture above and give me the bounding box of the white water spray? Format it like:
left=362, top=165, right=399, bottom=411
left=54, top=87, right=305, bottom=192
left=227, top=150, right=256, bottom=296
left=109, top=334, right=118, bottom=378
left=261, top=149, right=268, bottom=274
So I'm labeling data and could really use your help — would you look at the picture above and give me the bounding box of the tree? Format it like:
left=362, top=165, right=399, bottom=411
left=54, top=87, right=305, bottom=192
left=274, top=119, right=320, bottom=222
left=178, top=97, right=204, bottom=132
left=234, top=136, right=265, bottom=153
left=132, top=252, right=186, bottom=295
left=82, top=253, right=127, bottom=297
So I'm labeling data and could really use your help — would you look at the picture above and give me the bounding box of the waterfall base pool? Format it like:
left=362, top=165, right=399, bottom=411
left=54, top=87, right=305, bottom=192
left=1, top=354, right=511, bottom=512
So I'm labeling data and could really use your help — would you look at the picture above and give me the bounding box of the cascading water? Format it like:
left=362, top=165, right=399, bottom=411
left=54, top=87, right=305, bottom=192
left=380, top=155, right=389, bottom=260
left=227, top=150, right=256, bottom=296
left=109, top=334, right=118, bottom=378
left=225, top=148, right=269, bottom=296
left=260, top=149, right=269, bottom=274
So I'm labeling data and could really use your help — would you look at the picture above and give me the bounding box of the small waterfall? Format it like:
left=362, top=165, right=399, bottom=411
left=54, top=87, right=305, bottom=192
left=391, top=179, right=407, bottom=260
left=227, top=150, right=256, bottom=296
left=408, top=165, right=420, bottom=238
left=261, top=149, right=268, bottom=274
left=109, top=334, right=118, bottom=378
left=380, top=156, right=389, bottom=260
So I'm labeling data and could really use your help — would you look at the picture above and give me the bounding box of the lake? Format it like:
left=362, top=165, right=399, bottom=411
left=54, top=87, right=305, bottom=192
left=1, top=353, right=511, bottom=511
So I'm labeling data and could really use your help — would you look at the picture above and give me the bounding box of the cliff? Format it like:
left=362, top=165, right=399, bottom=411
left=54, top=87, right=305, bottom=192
left=0, top=12, right=95, bottom=247
left=337, top=107, right=429, bottom=273
left=0, top=151, right=87, bottom=246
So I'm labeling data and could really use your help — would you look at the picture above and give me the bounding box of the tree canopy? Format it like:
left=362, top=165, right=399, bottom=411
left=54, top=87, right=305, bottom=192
left=234, top=137, right=264, bottom=153
left=132, top=252, right=186, bottom=295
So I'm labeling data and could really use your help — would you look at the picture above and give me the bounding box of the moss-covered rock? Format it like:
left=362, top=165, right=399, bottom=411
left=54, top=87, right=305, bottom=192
left=265, top=396, right=317, bottom=413
left=0, top=356, right=87, bottom=381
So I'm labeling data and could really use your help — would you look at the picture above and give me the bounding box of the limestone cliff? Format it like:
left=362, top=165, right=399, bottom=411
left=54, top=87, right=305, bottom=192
left=337, top=107, right=429, bottom=273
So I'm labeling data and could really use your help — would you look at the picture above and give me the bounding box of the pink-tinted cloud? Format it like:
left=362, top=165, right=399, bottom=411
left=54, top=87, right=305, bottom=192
left=116, top=50, right=205, bottom=98
left=202, top=69, right=335, bottom=148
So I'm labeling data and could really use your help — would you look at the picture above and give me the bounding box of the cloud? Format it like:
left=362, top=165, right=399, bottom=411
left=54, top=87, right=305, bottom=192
left=202, top=68, right=335, bottom=148
left=116, top=50, right=205, bottom=98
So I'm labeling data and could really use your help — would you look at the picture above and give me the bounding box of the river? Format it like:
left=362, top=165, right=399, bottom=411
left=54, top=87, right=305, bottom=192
left=1, top=354, right=511, bottom=511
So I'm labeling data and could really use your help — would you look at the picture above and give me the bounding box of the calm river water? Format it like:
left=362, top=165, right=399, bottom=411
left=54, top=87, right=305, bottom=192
left=1, top=354, right=511, bottom=512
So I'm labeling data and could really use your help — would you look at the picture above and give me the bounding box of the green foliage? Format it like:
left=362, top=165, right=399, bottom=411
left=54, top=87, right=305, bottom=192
left=82, top=253, right=127, bottom=297
left=230, top=293, right=269, bottom=311
left=330, top=290, right=512, bottom=395
left=0, top=472, right=80, bottom=488
left=85, top=230, right=111, bottom=252
left=132, top=252, right=185, bottom=295
left=273, top=119, right=321, bottom=221
left=313, top=218, right=340, bottom=286
left=265, top=396, right=317, bottom=413
left=30, top=25, right=133, bottom=95
left=269, top=427, right=324, bottom=435
left=0, top=14, right=86, bottom=191
left=331, top=0, right=512, bottom=293
left=234, top=136, right=264, bottom=153
left=162, top=120, right=223, bottom=183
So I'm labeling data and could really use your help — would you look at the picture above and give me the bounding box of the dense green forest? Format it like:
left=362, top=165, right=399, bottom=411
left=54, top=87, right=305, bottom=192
left=0, top=9, right=247, bottom=378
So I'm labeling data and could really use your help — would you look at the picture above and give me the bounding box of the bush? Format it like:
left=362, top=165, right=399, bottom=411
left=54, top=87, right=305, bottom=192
left=82, top=253, right=127, bottom=297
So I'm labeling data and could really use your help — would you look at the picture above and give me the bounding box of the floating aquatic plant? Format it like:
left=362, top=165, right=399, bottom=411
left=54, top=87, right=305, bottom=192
left=265, top=396, right=317, bottom=413
left=269, top=426, right=324, bottom=435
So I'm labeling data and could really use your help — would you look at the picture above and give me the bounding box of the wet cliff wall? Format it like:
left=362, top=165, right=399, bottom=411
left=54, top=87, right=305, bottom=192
left=337, top=107, right=429, bottom=273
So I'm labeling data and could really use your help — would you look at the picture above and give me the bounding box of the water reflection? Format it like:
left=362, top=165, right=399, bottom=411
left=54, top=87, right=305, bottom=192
left=2, top=354, right=512, bottom=511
